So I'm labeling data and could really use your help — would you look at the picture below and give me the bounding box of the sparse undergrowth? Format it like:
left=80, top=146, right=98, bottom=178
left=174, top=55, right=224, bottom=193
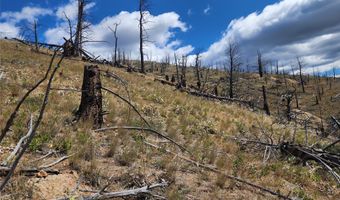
left=0, top=40, right=339, bottom=199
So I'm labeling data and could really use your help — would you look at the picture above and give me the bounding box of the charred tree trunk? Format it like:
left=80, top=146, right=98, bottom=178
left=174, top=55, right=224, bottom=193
left=34, top=20, right=39, bottom=52
left=257, top=51, right=263, bottom=78
left=295, top=90, right=299, bottom=109
left=297, top=57, right=305, bottom=93
left=195, top=53, right=201, bottom=90
left=139, top=0, right=146, bottom=73
left=74, top=0, right=85, bottom=57
left=114, top=27, right=119, bottom=66
left=76, top=65, right=103, bottom=128
left=262, top=85, right=270, bottom=115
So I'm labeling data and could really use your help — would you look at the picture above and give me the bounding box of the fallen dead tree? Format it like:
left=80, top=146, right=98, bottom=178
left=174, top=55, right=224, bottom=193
left=58, top=181, right=168, bottom=200
left=144, top=141, right=293, bottom=200
left=280, top=142, right=340, bottom=184
left=12, top=38, right=62, bottom=51
left=155, top=77, right=256, bottom=108
left=0, top=167, right=59, bottom=176
left=230, top=136, right=340, bottom=185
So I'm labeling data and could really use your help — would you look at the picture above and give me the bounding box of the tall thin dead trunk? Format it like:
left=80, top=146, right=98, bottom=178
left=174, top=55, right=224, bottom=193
left=262, top=86, right=270, bottom=115
left=195, top=53, right=201, bottom=90
left=297, top=57, right=305, bottom=93
left=333, top=67, right=336, bottom=80
left=174, top=54, right=181, bottom=88
left=34, top=20, right=39, bottom=52
left=257, top=51, right=263, bottom=78
left=74, top=0, right=85, bottom=57
left=139, top=0, right=146, bottom=73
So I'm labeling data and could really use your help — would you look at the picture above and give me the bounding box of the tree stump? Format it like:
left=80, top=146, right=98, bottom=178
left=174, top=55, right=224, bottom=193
left=76, top=65, right=103, bottom=128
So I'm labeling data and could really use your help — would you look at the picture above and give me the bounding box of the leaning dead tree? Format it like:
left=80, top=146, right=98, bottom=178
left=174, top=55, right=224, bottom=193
left=0, top=50, right=60, bottom=144
left=226, top=40, right=241, bottom=99
left=0, top=50, right=65, bottom=191
left=76, top=65, right=103, bottom=128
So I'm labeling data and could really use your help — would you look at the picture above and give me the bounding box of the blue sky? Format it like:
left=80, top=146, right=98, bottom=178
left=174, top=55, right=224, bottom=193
left=1, top=0, right=340, bottom=75
left=0, top=0, right=278, bottom=50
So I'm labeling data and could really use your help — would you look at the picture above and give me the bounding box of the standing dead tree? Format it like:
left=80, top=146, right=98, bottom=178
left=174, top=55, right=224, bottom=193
left=181, top=55, right=187, bottom=87
left=74, top=0, right=85, bottom=56
left=174, top=53, right=181, bottom=88
left=257, top=51, right=270, bottom=115
left=281, top=88, right=296, bottom=121
left=226, top=41, right=241, bottom=99
left=139, top=0, right=149, bottom=73
left=76, top=65, right=103, bottom=129
left=297, top=57, right=305, bottom=93
left=33, top=20, right=38, bottom=52
left=108, top=22, right=120, bottom=66
left=332, top=67, right=336, bottom=80
left=257, top=50, right=264, bottom=78
left=19, top=20, right=40, bottom=52
left=194, top=52, right=202, bottom=90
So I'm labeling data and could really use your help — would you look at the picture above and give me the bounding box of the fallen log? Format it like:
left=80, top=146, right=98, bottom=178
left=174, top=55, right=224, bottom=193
left=144, top=141, right=293, bottom=200
left=58, top=181, right=168, bottom=200
left=0, top=167, right=59, bottom=176
left=154, top=77, right=255, bottom=108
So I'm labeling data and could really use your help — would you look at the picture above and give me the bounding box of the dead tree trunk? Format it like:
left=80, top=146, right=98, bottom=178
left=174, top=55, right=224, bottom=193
left=76, top=65, right=103, bottom=128
left=139, top=0, right=147, bottom=73
left=195, top=53, right=201, bottom=90
left=257, top=51, right=263, bottom=78
left=34, top=20, right=39, bottom=52
left=74, top=0, right=85, bottom=57
left=297, top=57, right=305, bottom=93
left=174, top=53, right=181, bottom=88
left=109, top=23, right=120, bottom=66
left=262, top=86, right=270, bottom=115
left=295, top=90, right=299, bottom=109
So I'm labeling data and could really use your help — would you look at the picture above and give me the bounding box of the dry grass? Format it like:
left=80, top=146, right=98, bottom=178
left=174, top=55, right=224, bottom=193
left=0, top=40, right=339, bottom=199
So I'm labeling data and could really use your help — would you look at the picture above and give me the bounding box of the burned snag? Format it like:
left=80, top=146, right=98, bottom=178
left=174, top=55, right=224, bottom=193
left=76, top=65, right=103, bottom=128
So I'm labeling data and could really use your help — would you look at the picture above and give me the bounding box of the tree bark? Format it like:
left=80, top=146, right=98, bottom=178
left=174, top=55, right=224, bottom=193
left=297, top=57, right=305, bottom=93
left=74, top=0, right=84, bottom=57
left=139, top=0, right=145, bottom=73
left=76, top=65, right=103, bottom=128
left=262, top=86, right=270, bottom=115
left=34, top=20, right=39, bottom=52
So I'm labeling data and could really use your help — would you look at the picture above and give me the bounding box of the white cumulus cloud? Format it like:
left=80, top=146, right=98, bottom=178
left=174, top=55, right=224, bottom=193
left=0, top=6, right=53, bottom=38
left=45, top=10, right=193, bottom=61
left=200, top=0, right=340, bottom=74
left=0, top=6, right=52, bottom=23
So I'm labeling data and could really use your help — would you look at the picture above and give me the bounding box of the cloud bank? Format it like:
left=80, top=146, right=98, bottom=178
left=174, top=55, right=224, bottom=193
left=200, top=0, right=340, bottom=74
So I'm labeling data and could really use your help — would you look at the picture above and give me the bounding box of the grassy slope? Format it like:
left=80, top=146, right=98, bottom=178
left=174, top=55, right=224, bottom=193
left=0, top=40, right=339, bottom=199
